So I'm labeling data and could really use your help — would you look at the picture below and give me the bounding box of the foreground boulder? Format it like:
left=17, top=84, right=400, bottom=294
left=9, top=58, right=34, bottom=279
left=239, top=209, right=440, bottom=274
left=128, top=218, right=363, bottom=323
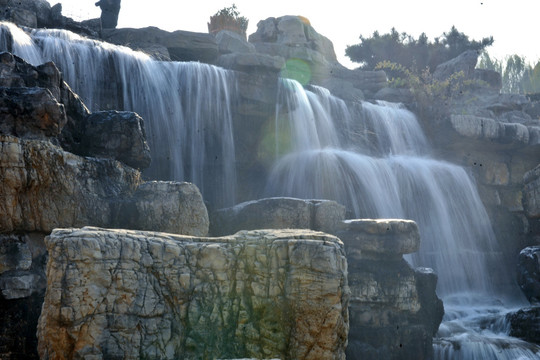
left=37, top=227, right=349, bottom=360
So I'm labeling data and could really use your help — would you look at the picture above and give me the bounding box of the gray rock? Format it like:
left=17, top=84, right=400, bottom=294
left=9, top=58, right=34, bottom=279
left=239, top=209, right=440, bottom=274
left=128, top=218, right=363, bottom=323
left=0, top=52, right=91, bottom=153
left=0, top=86, right=67, bottom=139
left=217, top=52, right=284, bottom=73
left=210, top=197, right=346, bottom=236
left=0, top=0, right=52, bottom=28
left=102, top=27, right=219, bottom=63
left=37, top=227, right=349, bottom=360
left=524, top=165, right=540, bottom=219
left=433, top=50, right=479, bottom=81
left=215, top=30, right=256, bottom=54
left=0, top=274, right=35, bottom=299
left=517, top=246, right=540, bottom=304
left=81, top=110, right=151, bottom=169
left=506, top=307, right=540, bottom=344
left=114, top=181, right=210, bottom=237
left=450, top=114, right=530, bottom=145
left=0, top=236, right=32, bottom=274
left=374, top=87, right=414, bottom=104
left=336, top=219, right=420, bottom=260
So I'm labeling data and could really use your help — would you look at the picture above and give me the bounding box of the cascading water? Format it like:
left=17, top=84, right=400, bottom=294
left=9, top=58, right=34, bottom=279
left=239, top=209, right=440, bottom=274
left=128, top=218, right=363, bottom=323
left=266, top=79, right=540, bottom=359
left=0, top=22, right=237, bottom=208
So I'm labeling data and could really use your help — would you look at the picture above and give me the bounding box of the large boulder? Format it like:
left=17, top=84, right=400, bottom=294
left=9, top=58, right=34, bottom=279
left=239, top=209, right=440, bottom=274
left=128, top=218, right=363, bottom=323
left=81, top=110, right=151, bottom=170
left=37, top=227, right=349, bottom=360
left=0, top=87, right=67, bottom=139
left=517, top=246, right=540, bottom=304
left=113, top=181, right=210, bottom=237
left=433, top=50, right=478, bottom=81
left=335, top=219, right=420, bottom=260
left=210, top=197, right=346, bottom=236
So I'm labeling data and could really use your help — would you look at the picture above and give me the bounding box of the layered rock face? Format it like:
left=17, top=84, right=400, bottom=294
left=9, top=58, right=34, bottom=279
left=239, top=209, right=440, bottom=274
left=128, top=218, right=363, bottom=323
left=414, top=50, right=540, bottom=279
left=213, top=199, right=443, bottom=360
left=337, top=219, right=444, bottom=360
left=37, top=227, right=349, bottom=360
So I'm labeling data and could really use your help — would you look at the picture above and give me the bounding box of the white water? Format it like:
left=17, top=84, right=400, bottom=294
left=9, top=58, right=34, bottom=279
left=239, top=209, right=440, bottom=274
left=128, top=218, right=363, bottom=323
left=1, top=22, right=538, bottom=358
left=266, top=79, right=540, bottom=358
left=0, top=22, right=237, bottom=208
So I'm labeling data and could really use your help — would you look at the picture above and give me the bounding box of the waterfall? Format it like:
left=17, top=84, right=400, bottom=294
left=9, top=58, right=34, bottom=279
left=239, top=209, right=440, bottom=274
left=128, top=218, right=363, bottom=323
left=0, top=22, right=237, bottom=208
left=266, top=79, right=539, bottom=358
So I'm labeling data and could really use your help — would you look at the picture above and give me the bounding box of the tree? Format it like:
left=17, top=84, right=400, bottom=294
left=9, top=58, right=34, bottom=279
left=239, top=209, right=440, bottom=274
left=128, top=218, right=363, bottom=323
left=502, top=55, right=527, bottom=93
left=345, top=26, right=493, bottom=72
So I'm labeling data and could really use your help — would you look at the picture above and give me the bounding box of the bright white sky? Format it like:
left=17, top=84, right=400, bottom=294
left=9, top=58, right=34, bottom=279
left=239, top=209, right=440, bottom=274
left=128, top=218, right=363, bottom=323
left=53, top=0, right=539, bottom=69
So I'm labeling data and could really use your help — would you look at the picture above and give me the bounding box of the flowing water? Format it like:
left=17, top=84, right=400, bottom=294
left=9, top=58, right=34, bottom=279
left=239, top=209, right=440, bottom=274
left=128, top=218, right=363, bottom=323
left=1, top=22, right=538, bottom=358
left=266, top=79, right=540, bottom=359
left=0, top=22, right=237, bottom=208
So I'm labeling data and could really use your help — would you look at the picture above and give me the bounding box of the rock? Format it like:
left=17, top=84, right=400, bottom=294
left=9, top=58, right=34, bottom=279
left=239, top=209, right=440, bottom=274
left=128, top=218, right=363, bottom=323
left=0, top=52, right=91, bottom=153
left=81, top=110, right=151, bottom=169
left=450, top=114, right=530, bottom=145
left=346, top=258, right=441, bottom=360
left=249, top=16, right=337, bottom=62
left=210, top=197, right=346, bottom=236
left=248, top=16, right=345, bottom=87
left=102, top=27, right=219, bottom=63
left=217, top=52, right=285, bottom=74
left=0, top=135, right=141, bottom=233
left=0, top=0, right=52, bottom=28
left=37, top=227, right=349, bottom=360
left=113, top=181, right=210, bottom=237
left=374, top=87, right=414, bottom=104
left=506, top=307, right=540, bottom=344
left=336, top=219, right=420, bottom=260
left=0, top=87, right=67, bottom=139
left=215, top=30, right=256, bottom=54
left=524, top=165, right=540, bottom=218
left=433, top=50, right=479, bottom=81
left=517, top=246, right=540, bottom=304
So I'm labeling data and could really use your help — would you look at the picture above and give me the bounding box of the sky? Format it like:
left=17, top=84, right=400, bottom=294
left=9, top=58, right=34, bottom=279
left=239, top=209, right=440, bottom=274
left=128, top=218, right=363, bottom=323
left=54, top=0, right=539, bottom=69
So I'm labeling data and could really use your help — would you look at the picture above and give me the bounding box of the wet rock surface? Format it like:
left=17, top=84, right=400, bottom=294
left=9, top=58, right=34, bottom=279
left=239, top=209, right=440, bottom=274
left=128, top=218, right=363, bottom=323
left=517, top=246, right=540, bottom=304
left=37, top=227, right=349, bottom=360
left=506, top=307, right=540, bottom=344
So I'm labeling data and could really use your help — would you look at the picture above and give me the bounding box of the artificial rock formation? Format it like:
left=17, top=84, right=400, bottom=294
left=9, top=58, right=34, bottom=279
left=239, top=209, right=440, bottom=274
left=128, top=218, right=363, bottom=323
left=336, top=219, right=444, bottom=360
left=517, top=246, right=540, bottom=305
left=211, top=197, right=346, bottom=236
left=37, top=227, right=349, bottom=360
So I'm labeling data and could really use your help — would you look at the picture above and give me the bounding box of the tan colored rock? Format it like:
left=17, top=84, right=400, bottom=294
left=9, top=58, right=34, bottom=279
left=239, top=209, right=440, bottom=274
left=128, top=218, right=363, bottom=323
left=37, top=227, right=349, bottom=360
left=0, top=135, right=141, bottom=233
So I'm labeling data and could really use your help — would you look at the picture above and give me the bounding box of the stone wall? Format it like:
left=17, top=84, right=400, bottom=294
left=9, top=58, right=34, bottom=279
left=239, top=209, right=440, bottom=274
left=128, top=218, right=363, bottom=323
left=37, top=227, right=349, bottom=360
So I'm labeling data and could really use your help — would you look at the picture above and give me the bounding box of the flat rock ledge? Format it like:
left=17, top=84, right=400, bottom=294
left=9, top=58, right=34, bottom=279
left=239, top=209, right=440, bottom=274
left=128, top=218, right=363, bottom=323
left=37, top=227, right=349, bottom=360
left=336, top=219, right=420, bottom=260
